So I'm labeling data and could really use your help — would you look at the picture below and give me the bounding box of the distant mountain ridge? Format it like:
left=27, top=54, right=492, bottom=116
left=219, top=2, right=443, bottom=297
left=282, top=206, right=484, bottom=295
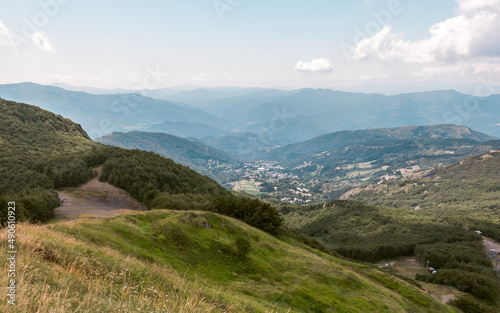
left=1, top=83, right=499, bottom=149
left=157, top=87, right=500, bottom=144
left=96, top=131, right=239, bottom=183
left=144, top=120, right=230, bottom=138
left=96, top=131, right=237, bottom=166
left=261, top=125, right=496, bottom=163
left=0, top=82, right=227, bottom=139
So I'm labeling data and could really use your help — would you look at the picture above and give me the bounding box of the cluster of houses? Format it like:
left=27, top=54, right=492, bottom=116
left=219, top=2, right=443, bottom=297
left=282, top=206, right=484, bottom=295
left=280, top=197, right=313, bottom=204
left=242, top=161, right=298, bottom=180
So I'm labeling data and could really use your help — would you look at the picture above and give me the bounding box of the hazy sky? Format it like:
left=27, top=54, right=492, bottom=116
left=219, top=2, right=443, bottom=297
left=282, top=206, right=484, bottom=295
left=1, top=0, right=500, bottom=93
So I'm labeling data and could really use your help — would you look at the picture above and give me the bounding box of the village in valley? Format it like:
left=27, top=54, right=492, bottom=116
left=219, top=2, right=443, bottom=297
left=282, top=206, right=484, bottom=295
left=225, top=158, right=428, bottom=204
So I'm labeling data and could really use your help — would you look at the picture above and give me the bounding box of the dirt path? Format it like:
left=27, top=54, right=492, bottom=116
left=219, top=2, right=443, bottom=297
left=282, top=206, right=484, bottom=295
left=375, top=237, right=500, bottom=304
left=377, top=257, right=464, bottom=304
left=482, top=236, right=500, bottom=252
left=482, top=236, right=500, bottom=272
left=55, top=167, right=146, bottom=219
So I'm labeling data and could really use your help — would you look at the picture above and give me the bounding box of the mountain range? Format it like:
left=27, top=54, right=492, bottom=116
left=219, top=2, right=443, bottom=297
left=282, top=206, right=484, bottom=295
left=1, top=83, right=499, bottom=147
left=260, top=124, right=498, bottom=167
left=0, top=82, right=226, bottom=139
left=0, top=93, right=462, bottom=313
left=96, top=131, right=239, bottom=182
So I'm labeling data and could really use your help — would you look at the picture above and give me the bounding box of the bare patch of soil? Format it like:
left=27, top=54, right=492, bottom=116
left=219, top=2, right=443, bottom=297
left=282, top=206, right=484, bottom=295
left=55, top=167, right=146, bottom=219
left=378, top=256, right=465, bottom=305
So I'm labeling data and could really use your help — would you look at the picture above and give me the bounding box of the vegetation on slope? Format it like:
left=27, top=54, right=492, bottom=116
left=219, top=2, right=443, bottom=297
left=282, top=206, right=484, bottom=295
left=0, top=98, right=93, bottom=158
left=96, top=131, right=240, bottom=184
left=431, top=151, right=500, bottom=180
left=332, top=152, right=500, bottom=309
left=347, top=153, right=500, bottom=241
left=280, top=200, right=500, bottom=307
left=96, top=148, right=283, bottom=234
left=0, top=210, right=455, bottom=312
left=0, top=100, right=281, bottom=235
left=280, top=200, right=480, bottom=262
left=0, top=98, right=98, bottom=223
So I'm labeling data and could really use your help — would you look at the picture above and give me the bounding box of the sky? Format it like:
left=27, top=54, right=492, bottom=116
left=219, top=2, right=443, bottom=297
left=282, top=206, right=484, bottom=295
left=1, top=0, right=500, bottom=94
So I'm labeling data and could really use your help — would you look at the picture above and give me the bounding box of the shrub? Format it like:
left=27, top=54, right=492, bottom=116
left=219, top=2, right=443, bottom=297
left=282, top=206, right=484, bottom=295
left=235, top=237, right=252, bottom=259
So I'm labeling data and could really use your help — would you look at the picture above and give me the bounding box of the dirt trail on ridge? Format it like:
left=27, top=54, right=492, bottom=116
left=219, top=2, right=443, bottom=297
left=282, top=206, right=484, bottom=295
left=54, top=167, right=146, bottom=219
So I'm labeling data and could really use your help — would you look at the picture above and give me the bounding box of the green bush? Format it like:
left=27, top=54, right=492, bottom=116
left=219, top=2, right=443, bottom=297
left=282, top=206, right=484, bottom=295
left=449, top=295, right=496, bottom=313
left=235, top=237, right=252, bottom=259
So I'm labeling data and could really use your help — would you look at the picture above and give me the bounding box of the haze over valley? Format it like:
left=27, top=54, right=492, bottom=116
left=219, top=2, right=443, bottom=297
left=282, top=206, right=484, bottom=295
left=2, top=1, right=500, bottom=312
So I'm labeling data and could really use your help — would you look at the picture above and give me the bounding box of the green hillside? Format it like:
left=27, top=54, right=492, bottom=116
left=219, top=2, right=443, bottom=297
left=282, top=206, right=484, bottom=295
left=0, top=100, right=241, bottom=226
left=0, top=98, right=98, bottom=222
left=280, top=199, right=500, bottom=310
left=96, top=131, right=239, bottom=183
left=1, top=97, right=495, bottom=312
left=261, top=125, right=497, bottom=166
left=250, top=125, right=499, bottom=198
left=0, top=98, right=95, bottom=158
left=431, top=150, right=500, bottom=180
left=319, top=152, right=500, bottom=310
left=0, top=210, right=455, bottom=312
left=345, top=152, right=500, bottom=238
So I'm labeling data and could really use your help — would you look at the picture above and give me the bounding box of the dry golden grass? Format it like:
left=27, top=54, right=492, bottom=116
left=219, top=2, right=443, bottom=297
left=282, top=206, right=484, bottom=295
left=0, top=212, right=455, bottom=313
left=0, top=222, right=239, bottom=313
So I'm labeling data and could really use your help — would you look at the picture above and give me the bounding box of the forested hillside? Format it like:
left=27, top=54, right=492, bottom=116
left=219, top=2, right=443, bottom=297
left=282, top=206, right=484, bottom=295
left=0, top=99, right=282, bottom=235
left=0, top=98, right=94, bottom=157
left=0, top=98, right=462, bottom=312
left=311, top=151, right=500, bottom=311
left=0, top=98, right=98, bottom=222
left=431, top=150, right=500, bottom=180
left=261, top=125, right=497, bottom=166
left=280, top=199, right=500, bottom=310
left=96, top=131, right=239, bottom=183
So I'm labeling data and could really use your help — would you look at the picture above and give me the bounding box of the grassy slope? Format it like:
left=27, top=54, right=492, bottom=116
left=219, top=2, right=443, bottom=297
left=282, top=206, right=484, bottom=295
left=346, top=152, right=500, bottom=239
left=432, top=151, right=500, bottom=180
left=1, top=210, right=454, bottom=313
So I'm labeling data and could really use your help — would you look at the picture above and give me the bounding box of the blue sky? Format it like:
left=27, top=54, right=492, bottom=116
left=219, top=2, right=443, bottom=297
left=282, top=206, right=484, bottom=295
left=1, top=0, right=500, bottom=94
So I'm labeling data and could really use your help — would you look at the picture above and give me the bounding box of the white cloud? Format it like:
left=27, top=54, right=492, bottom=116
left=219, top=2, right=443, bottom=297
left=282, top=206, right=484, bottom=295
left=0, top=20, right=54, bottom=52
left=192, top=74, right=207, bottom=82
left=472, top=62, right=500, bottom=74
left=359, top=75, right=374, bottom=81
left=416, top=63, right=468, bottom=77
left=32, top=31, right=55, bottom=52
left=415, top=61, right=500, bottom=77
left=89, top=77, right=103, bottom=82
left=50, top=74, right=75, bottom=82
left=457, top=0, right=500, bottom=15
left=351, top=0, right=500, bottom=63
left=0, top=20, right=14, bottom=47
left=295, top=58, right=333, bottom=72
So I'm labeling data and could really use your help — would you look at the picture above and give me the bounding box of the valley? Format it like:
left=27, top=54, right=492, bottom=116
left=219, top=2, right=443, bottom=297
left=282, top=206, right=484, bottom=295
left=94, top=124, right=500, bottom=204
left=4, top=1, right=500, bottom=312
left=1, top=87, right=500, bottom=312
